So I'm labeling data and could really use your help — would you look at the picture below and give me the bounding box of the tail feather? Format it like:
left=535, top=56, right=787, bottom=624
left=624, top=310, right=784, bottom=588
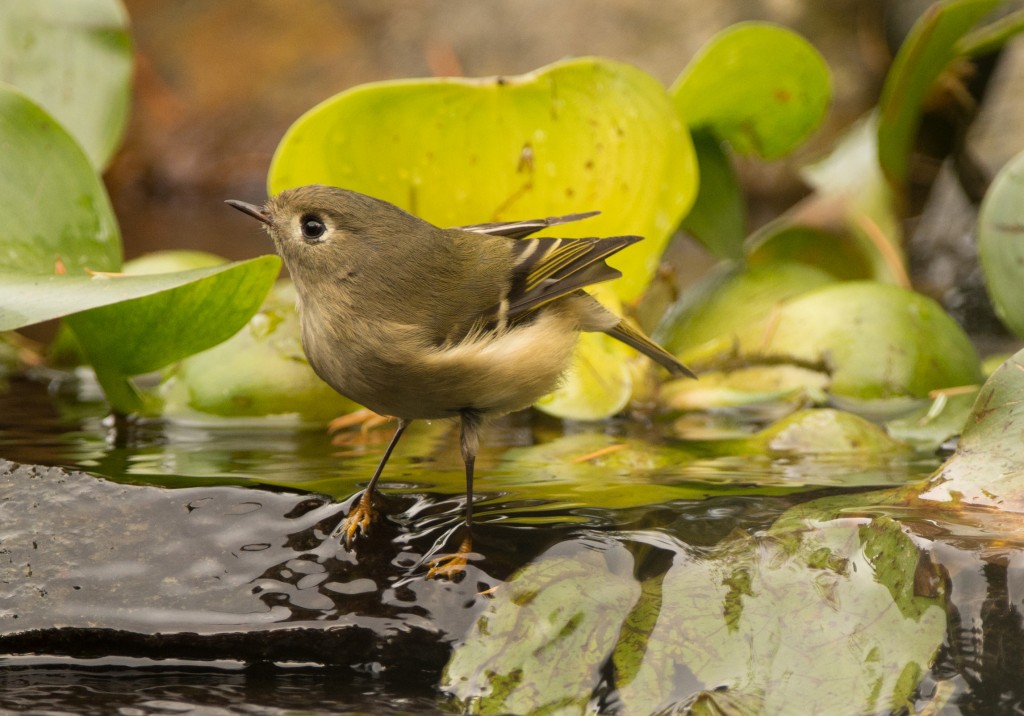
left=605, top=320, right=696, bottom=379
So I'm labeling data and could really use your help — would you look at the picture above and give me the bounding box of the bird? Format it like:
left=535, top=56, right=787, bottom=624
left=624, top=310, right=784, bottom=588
left=226, top=185, right=694, bottom=577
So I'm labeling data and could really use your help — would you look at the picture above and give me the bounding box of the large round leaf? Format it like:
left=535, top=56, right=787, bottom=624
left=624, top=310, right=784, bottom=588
left=0, top=84, right=120, bottom=274
left=683, top=282, right=982, bottom=400
left=978, top=148, right=1024, bottom=337
left=269, top=56, right=697, bottom=303
left=671, top=22, right=831, bottom=160
left=0, top=0, right=132, bottom=169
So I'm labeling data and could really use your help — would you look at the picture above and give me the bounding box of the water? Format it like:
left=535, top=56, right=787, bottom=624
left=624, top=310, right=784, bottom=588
left=2, top=372, right=1020, bottom=714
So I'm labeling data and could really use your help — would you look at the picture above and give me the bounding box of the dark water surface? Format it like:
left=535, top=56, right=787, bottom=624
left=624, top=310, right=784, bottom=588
left=1, top=373, right=1020, bottom=714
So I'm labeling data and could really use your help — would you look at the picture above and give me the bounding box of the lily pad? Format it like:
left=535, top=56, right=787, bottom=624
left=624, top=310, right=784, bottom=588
left=978, top=148, right=1024, bottom=338
left=0, top=0, right=133, bottom=169
left=754, top=408, right=909, bottom=457
left=671, top=22, right=831, bottom=159
left=268, top=56, right=697, bottom=303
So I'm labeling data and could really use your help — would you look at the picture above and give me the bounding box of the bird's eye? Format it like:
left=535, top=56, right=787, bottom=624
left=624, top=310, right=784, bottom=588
left=300, top=214, right=327, bottom=242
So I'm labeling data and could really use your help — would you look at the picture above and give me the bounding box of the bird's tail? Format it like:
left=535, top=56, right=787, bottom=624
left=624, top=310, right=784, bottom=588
left=605, top=320, right=696, bottom=379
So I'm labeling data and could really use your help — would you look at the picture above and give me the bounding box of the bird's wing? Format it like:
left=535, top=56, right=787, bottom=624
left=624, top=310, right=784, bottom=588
left=455, top=211, right=600, bottom=239
left=475, top=234, right=641, bottom=330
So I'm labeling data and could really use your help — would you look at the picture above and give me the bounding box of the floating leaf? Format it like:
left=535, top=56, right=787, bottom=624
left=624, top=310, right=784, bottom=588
left=754, top=408, right=909, bottom=456
left=0, top=0, right=133, bottom=169
left=269, top=56, right=697, bottom=303
left=443, top=536, right=641, bottom=714
left=671, top=22, right=831, bottom=159
left=655, top=261, right=836, bottom=357
left=884, top=389, right=977, bottom=451
left=978, top=148, right=1024, bottom=337
left=0, top=84, right=120, bottom=274
left=919, top=348, right=1024, bottom=511
left=877, top=0, right=1001, bottom=188
left=681, top=282, right=982, bottom=401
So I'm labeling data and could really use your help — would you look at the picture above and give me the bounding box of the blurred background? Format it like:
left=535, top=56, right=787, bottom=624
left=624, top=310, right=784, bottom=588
left=105, top=0, right=1024, bottom=339
left=106, top=0, right=897, bottom=257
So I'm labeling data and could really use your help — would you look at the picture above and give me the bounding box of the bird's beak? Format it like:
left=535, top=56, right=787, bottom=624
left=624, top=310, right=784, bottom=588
left=225, top=199, right=273, bottom=225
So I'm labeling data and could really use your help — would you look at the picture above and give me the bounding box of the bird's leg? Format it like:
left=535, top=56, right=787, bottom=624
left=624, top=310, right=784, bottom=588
left=428, top=411, right=481, bottom=579
left=336, top=417, right=410, bottom=547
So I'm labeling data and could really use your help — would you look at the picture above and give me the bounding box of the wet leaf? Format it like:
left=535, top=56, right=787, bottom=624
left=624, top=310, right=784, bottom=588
left=660, top=365, right=829, bottom=412
left=0, top=84, right=120, bottom=275
left=613, top=522, right=944, bottom=714
left=877, top=0, right=1001, bottom=188
left=919, top=348, right=1024, bottom=511
left=269, top=56, right=697, bottom=303
left=671, top=22, right=831, bottom=159
left=681, top=282, right=982, bottom=401
left=978, top=148, right=1024, bottom=338
left=884, top=389, right=977, bottom=451
left=161, top=281, right=360, bottom=422
left=754, top=408, right=909, bottom=456
left=447, top=523, right=944, bottom=714
left=443, top=537, right=640, bottom=714
left=0, top=0, right=132, bottom=169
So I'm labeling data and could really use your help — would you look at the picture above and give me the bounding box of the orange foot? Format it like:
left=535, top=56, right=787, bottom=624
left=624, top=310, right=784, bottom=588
left=336, top=490, right=377, bottom=547
left=427, top=535, right=474, bottom=580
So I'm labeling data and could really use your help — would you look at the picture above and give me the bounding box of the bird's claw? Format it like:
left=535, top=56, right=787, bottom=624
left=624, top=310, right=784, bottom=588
left=337, top=490, right=376, bottom=547
left=427, top=536, right=474, bottom=580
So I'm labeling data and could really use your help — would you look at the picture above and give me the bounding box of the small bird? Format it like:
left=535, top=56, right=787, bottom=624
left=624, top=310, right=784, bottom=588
left=227, top=185, right=694, bottom=576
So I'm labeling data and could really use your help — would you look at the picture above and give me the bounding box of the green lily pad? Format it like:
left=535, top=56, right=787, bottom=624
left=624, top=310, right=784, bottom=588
left=0, top=0, right=132, bottom=169
left=682, top=281, right=982, bottom=401
left=978, top=148, right=1024, bottom=338
left=0, top=84, right=120, bottom=275
left=161, top=280, right=360, bottom=422
left=268, top=56, right=697, bottom=304
left=671, top=22, right=831, bottom=160
left=877, top=0, right=1001, bottom=188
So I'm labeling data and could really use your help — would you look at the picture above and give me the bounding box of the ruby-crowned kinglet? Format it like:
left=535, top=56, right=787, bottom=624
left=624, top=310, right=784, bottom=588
left=227, top=185, right=694, bottom=576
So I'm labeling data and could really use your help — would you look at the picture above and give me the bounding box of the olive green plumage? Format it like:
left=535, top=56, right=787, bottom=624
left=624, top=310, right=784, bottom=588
left=227, top=184, right=693, bottom=573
